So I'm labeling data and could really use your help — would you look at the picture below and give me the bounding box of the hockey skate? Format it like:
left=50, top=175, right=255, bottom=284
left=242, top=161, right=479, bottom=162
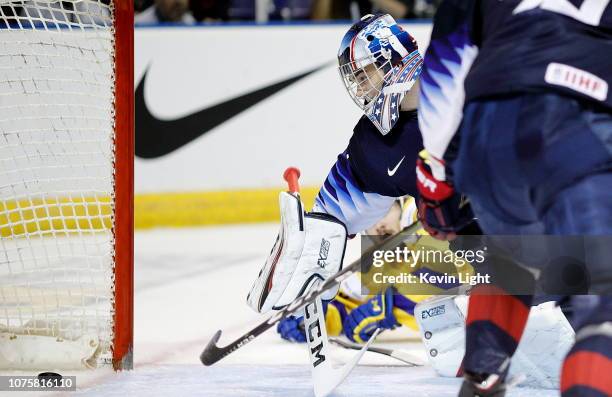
left=458, top=371, right=506, bottom=397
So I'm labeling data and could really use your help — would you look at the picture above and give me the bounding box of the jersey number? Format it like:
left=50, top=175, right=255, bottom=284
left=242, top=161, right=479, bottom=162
left=514, top=0, right=609, bottom=26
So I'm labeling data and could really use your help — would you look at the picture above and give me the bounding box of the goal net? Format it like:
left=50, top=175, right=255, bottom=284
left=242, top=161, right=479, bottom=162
left=0, top=0, right=133, bottom=370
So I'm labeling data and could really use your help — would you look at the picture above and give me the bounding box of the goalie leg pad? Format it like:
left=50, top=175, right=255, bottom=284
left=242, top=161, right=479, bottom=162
left=247, top=192, right=347, bottom=313
left=415, top=295, right=468, bottom=377
left=416, top=295, right=575, bottom=389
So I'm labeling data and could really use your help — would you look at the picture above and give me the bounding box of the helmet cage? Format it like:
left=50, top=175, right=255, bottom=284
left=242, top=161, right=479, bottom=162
left=338, top=51, right=395, bottom=112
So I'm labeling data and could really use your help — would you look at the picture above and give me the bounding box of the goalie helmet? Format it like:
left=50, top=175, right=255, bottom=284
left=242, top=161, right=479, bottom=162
left=338, top=14, right=423, bottom=135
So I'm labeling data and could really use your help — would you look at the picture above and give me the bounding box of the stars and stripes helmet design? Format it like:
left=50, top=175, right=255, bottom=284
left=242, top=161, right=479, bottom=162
left=338, top=14, right=423, bottom=135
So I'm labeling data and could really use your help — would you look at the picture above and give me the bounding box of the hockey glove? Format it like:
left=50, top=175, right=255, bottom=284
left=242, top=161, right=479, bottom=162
left=277, top=315, right=307, bottom=343
left=343, top=287, right=398, bottom=344
left=416, top=152, right=474, bottom=240
left=277, top=296, right=353, bottom=342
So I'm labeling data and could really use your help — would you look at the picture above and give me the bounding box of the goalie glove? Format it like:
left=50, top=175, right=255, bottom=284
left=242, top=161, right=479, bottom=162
left=343, top=287, right=399, bottom=344
left=415, top=151, right=474, bottom=240
left=247, top=191, right=347, bottom=313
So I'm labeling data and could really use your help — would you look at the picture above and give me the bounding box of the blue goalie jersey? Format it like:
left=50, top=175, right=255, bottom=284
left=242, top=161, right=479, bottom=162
left=313, top=111, right=423, bottom=235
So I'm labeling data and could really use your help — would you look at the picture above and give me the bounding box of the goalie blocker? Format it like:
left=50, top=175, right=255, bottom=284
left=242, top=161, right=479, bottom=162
left=247, top=191, right=348, bottom=313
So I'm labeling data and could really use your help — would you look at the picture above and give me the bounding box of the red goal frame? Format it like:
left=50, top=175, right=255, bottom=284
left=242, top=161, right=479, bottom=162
left=112, top=0, right=134, bottom=371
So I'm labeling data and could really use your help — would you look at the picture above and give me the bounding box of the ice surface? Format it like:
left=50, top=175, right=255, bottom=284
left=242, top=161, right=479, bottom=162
left=67, top=365, right=558, bottom=397
left=0, top=224, right=560, bottom=396
left=29, top=364, right=553, bottom=397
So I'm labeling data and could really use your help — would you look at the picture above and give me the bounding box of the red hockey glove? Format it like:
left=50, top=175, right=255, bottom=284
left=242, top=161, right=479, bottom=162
left=416, top=154, right=474, bottom=240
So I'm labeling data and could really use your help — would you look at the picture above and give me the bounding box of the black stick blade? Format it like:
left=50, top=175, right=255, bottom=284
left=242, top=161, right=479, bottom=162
left=200, top=330, right=223, bottom=366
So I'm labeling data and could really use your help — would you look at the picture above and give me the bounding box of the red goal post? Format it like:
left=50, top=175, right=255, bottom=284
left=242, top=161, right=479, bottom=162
left=0, top=0, right=133, bottom=371
left=112, top=0, right=134, bottom=371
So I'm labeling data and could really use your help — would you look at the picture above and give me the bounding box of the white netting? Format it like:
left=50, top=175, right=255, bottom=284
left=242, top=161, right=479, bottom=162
left=0, top=0, right=116, bottom=369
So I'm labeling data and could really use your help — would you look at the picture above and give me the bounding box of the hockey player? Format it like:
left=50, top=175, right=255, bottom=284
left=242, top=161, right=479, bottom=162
left=416, top=2, right=612, bottom=396
left=262, top=13, right=471, bottom=354
left=246, top=13, right=445, bottom=347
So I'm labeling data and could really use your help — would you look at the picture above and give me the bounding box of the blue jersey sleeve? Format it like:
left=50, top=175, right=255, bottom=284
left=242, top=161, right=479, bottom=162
left=313, top=150, right=396, bottom=236
left=418, top=0, right=479, bottom=176
left=313, top=112, right=423, bottom=235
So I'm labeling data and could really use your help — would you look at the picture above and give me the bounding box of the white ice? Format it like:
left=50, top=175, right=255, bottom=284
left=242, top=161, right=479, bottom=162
left=3, top=224, right=559, bottom=396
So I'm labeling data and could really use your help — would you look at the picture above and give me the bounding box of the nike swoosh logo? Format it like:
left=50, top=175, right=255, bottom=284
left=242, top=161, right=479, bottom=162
left=387, top=156, right=406, bottom=176
left=135, top=62, right=331, bottom=158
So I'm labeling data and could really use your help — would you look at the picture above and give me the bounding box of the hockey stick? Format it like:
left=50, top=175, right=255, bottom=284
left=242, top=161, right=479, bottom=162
left=200, top=222, right=421, bottom=366
left=200, top=167, right=422, bottom=366
left=329, top=336, right=427, bottom=367
left=305, top=295, right=379, bottom=397
left=287, top=169, right=376, bottom=397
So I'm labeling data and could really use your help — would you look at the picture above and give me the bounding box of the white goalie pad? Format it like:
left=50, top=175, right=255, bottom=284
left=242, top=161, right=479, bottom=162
left=415, top=296, right=468, bottom=377
left=247, top=192, right=347, bottom=313
left=415, top=296, right=574, bottom=389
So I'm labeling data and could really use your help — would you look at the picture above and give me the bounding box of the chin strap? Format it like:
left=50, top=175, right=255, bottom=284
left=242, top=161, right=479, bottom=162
left=382, top=80, right=417, bottom=95
left=367, top=50, right=423, bottom=135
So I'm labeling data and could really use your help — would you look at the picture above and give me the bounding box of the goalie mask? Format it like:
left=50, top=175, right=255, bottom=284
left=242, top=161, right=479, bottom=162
left=338, top=14, right=423, bottom=135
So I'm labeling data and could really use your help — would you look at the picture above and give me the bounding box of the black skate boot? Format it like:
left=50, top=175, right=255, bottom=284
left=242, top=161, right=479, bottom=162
left=458, top=371, right=506, bottom=397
